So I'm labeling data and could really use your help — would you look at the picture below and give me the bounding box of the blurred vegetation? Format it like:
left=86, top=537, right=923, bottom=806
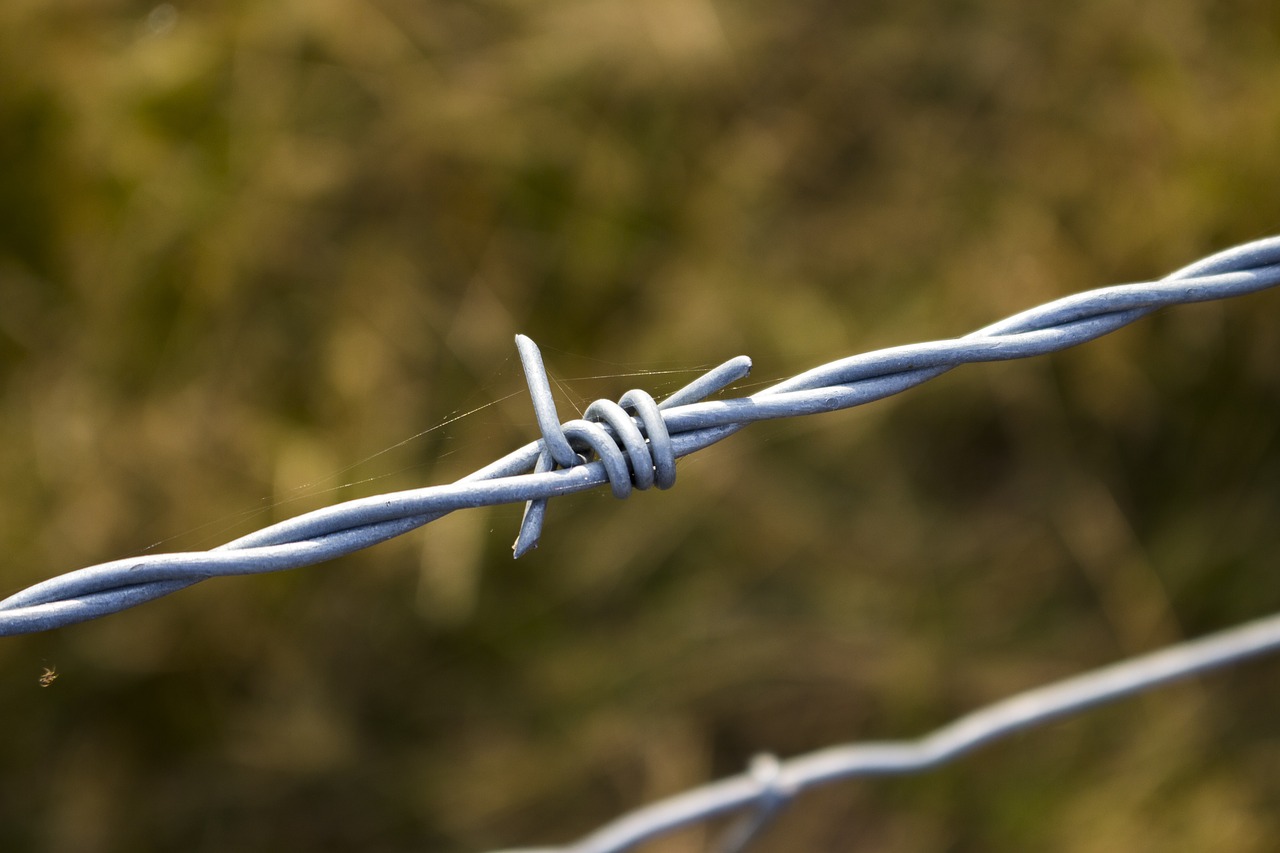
left=1, top=1, right=1279, bottom=851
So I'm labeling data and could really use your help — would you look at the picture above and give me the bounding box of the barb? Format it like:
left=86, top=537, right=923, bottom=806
left=487, top=609, right=1280, bottom=853
left=713, top=753, right=793, bottom=853
left=2, top=235, right=1280, bottom=636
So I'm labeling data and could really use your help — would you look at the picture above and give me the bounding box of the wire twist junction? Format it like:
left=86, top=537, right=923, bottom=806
left=511, top=333, right=745, bottom=557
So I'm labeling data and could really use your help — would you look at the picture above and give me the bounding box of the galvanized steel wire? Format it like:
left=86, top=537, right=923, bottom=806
left=487, top=610, right=1280, bottom=853
left=2, top=235, right=1280, bottom=639
left=5, top=235, right=1280, bottom=850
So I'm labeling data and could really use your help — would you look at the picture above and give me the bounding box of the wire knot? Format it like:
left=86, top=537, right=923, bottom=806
left=714, top=753, right=795, bottom=853
left=511, top=334, right=750, bottom=557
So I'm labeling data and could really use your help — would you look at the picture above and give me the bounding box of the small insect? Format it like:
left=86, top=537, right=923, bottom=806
left=38, top=666, right=58, bottom=687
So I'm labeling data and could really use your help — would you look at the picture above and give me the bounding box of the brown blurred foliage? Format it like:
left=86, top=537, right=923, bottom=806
left=1, top=1, right=1279, bottom=851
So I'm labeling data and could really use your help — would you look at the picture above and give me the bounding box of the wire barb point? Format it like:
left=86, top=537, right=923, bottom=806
left=510, top=335, right=752, bottom=556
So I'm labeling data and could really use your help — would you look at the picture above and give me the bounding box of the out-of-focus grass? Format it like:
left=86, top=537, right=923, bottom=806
left=1, top=1, right=1279, bottom=851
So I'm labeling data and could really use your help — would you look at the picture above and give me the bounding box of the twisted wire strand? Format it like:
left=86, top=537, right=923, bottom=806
left=2, top=236, right=1279, bottom=637
left=488, top=609, right=1280, bottom=853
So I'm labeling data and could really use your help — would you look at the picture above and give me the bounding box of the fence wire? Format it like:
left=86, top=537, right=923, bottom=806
left=4, top=235, right=1280, bottom=849
left=2, top=236, right=1279, bottom=638
left=486, top=610, right=1280, bottom=853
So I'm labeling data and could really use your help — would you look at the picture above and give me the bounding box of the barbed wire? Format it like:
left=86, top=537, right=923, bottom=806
left=2, top=236, right=1279, bottom=637
left=5, top=236, right=1280, bottom=849
left=486, top=609, right=1280, bottom=853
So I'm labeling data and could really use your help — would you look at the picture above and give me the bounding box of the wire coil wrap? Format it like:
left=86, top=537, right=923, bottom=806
left=507, top=333, right=731, bottom=557
left=512, top=337, right=689, bottom=554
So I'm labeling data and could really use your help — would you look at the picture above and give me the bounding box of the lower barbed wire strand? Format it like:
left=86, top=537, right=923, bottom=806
left=1, top=236, right=1279, bottom=636
left=486, top=609, right=1280, bottom=853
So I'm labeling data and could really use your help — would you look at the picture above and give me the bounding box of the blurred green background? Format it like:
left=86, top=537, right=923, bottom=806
left=2, top=1, right=1279, bottom=850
